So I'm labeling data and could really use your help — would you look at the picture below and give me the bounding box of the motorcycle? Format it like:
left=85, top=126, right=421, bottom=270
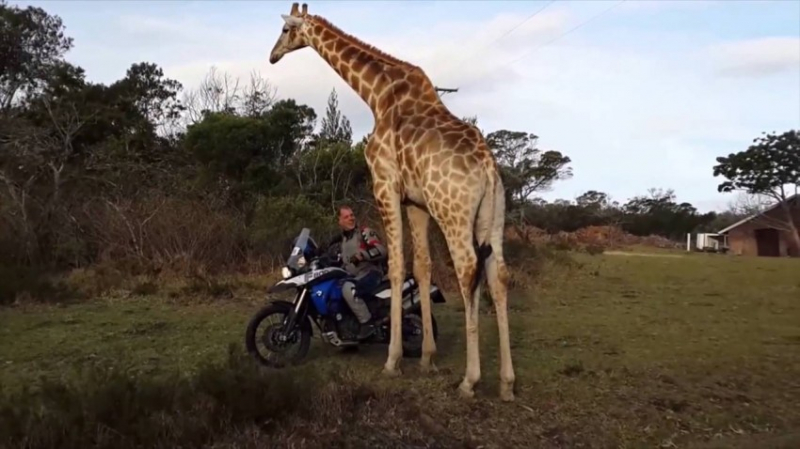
left=245, top=227, right=446, bottom=367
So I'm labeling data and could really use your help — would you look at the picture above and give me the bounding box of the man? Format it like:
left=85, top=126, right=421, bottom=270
left=331, top=205, right=387, bottom=340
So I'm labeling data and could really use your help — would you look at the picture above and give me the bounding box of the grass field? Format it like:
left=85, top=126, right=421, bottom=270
left=1, top=250, right=799, bottom=448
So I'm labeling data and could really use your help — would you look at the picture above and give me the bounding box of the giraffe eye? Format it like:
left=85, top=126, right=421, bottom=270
left=282, top=27, right=289, bottom=34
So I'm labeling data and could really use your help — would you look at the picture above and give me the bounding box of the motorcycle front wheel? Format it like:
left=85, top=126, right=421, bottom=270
left=245, top=302, right=311, bottom=368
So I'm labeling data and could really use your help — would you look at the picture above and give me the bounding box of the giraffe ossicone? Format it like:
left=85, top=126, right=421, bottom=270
left=267, top=2, right=516, bottom=402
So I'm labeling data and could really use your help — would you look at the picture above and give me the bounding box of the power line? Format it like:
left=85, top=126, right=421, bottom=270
left=506, top=0, right=627, bottom=65
left=440, top=0, right=557, bottom=84
left=503, top=0, right=627, bottom=68
left=457, top=0, right=628, bottom=92
left=475, top=0, right=558, bottom=55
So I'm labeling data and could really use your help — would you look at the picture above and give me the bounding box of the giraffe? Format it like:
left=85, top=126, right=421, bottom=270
left=268, top=3, right=515, bottom=401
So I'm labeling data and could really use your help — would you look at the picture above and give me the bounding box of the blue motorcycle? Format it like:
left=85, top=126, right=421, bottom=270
left=245, top=227, right=446, bottom=367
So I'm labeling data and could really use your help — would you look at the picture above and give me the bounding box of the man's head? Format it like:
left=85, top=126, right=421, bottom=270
left=269, top=3, right=311, bottom=65
left=338, top=205, right=356, bottom=231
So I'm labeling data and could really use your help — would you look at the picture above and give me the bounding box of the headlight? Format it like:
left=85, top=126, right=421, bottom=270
left=281, top=267, right=292, bottom=279
left=297, top=256, right=306, bottom=268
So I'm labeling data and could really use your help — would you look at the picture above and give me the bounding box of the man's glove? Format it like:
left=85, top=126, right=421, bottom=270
left=349, top=252, right=365, bottom=264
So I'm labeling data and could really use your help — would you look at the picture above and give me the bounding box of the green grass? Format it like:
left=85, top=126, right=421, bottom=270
left=1, top=251, right=799, bottom=448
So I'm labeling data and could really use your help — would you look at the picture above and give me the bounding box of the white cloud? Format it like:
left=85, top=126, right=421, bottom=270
left=710, top=37, right=800, bottom=78
left=123, top=3, right=797, bottom=211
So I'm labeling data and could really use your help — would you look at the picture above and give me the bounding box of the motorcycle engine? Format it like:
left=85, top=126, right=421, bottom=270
left=335, top=314, right=361, bottom=341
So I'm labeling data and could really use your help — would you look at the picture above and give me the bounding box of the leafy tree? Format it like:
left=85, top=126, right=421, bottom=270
left=713, top=129, right=800, bottom=255
left=317, top=88, right=352, bottom=146
left=620, top=188, right=712, bottom=240
left=111, top=62, right=185, bottom=136
left=185, top=99, right=317, bottom=207
left=0, top=1, right=73, bottom=109
left=486, top=129, right=572, bottom=211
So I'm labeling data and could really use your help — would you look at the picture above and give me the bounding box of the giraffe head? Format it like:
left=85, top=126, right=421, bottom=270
left=269, top=2, right=312, bottom=64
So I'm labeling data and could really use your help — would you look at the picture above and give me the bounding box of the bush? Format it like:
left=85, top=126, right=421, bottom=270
left=0, top=264, right=79, bottom=306
left=248, top=194, right=335, bottom=261
left=85, top=196, right=248, bottom=277
left=62, top=264, right=127, bottom=299
left=0, top=345, right=336, bottom=449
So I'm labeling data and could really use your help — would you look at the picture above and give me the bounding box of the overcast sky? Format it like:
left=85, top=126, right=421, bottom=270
left=15, top=0, right=800, bottom=212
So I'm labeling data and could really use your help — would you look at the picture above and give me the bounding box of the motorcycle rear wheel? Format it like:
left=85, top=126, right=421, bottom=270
left=401, top=312, right=439, bottom=358
left=245, top=302, right=311, bottom=368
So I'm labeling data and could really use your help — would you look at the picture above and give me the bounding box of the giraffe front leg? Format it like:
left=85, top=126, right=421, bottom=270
left=376, top=191, right=405, bottom=377
left=406, top=205, right=437, bottom=373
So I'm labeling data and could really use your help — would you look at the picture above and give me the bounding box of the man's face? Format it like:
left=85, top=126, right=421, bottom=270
left=338, top=208, right=356, bottom=231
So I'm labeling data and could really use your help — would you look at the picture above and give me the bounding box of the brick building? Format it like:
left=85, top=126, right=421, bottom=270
left=718, top=194, right=800, bottom=257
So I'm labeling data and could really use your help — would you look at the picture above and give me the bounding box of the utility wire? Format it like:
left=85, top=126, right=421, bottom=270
left=458, top=0, right=628, bottom=91
left=477, top=0, right=558, bottom=54
left=441, top=0, right=557, bottom=80
left=505, top=0, right=627, bottom=67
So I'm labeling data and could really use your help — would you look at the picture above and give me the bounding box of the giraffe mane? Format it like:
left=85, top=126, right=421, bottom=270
left=308, top=14, right=420, bottom=69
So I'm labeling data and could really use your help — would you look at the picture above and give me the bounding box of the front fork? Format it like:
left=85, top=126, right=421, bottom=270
left=279, top=288, right=309, bottom=339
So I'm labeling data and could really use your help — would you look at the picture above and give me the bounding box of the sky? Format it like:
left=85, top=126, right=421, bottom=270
left=14, top=0, right=800, bottom=212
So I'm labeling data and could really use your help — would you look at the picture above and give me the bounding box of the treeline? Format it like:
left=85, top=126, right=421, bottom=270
left=517, top=188, right=739, bottom=240
left=0, top=3, right=741, bottom=283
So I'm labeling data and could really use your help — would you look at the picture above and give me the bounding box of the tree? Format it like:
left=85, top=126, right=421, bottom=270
left=111, top=62, right=185, bottom=137
left=180, top=66, right=277, bottom=124
left=185, top=99, right=318, bottom=207
left=621, top=188, right=713, bottom=240
left=317, top=88, right=352, bottom=146
left=713, top=129, right=800, bottom=255
left=486, top=129, right=572, bottom=209
left=0, top=1, right=73, bottom=110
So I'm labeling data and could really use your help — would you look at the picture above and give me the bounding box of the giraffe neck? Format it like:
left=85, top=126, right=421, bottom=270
left=305, top=16, right=412, bottom=114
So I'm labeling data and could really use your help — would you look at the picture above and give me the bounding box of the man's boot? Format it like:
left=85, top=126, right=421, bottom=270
left=351, top=300, right=375, bottom=340
left=343, top=282, right=375, bottom=340
left=357, top=316, right=376, bottom=340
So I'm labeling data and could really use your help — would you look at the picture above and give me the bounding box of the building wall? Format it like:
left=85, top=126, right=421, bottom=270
left=726, top=204, right=800, bottom=257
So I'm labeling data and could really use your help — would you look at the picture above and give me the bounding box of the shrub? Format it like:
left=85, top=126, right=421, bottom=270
left=0, top=264, right=79, bottom=306
left=248, top=194, right=336, bottom=262
left=0, top=345, right=337, bottom=449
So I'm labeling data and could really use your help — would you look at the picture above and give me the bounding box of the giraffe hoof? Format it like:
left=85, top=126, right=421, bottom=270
left=382, top=366, right=402, bottom=377
left=500, top=389, right=515, bottom=402
left=458, top=382, right=475, bottom=399
left=500, top=379, right=516, bottom=402
left=419, top=361, right=439, bottom=374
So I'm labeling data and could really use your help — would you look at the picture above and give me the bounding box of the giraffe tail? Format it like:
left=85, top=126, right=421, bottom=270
left=469, top=165, right=499, bottom=297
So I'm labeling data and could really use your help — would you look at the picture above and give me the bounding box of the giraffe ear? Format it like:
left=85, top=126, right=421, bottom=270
left=281, top=14, right=304, bottom=27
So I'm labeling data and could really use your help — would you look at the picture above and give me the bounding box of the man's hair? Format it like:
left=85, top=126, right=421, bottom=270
left=338, top=205, right=353, bottom=216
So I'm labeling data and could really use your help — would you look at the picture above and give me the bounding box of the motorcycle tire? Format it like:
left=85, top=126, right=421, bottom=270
left=401, top=312, right=439, bottom=358
left=245, top=302, right=312, bottom=368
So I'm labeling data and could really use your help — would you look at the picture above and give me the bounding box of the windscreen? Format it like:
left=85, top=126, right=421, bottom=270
left=287, top=228, right=311, bottom=269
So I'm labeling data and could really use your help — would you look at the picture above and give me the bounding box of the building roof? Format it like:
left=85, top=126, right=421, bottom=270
left=717, top=193, right=799, bottom=234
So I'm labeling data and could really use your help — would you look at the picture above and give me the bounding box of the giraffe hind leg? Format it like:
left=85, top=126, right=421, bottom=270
left=485, top=185, right=516, bottom=401
left=439, top=226, right=482, bottom=398
left=484, top=245, right=515, bottom=401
